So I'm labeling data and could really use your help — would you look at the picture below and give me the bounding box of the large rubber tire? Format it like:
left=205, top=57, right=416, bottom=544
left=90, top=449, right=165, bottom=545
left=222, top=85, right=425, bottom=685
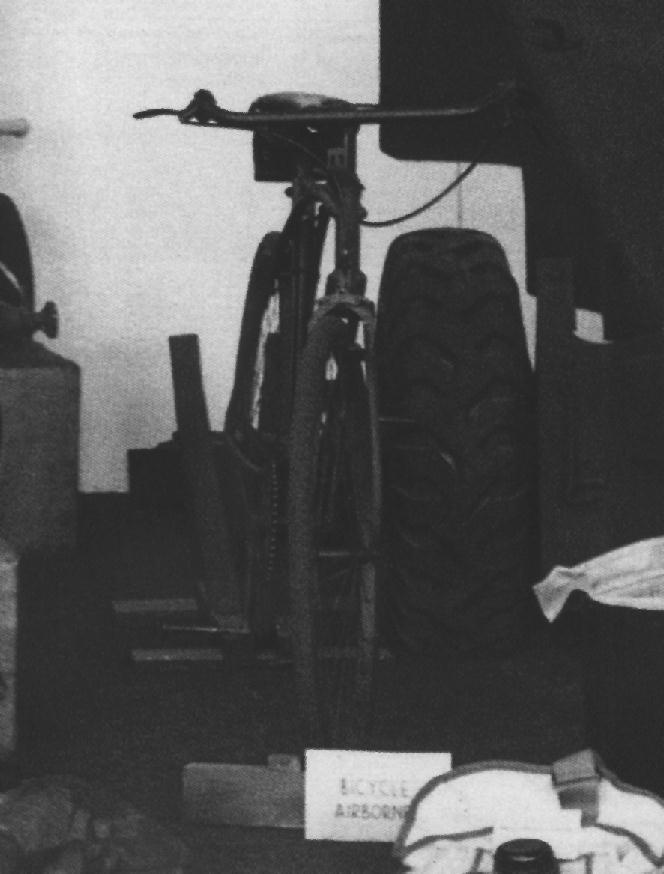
left=288, top=313, right=380, bottom=748
left=0, top=193, right=34, bottom=310
left=223, top=232, right=284, bottom=642
left=376, top=228, right=539, bottom=655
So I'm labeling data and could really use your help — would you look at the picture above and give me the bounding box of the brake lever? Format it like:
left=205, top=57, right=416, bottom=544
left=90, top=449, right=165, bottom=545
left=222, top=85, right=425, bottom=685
left=133, top=89, right=220, bottom=122
left=178, top=89, right=221, bottom=124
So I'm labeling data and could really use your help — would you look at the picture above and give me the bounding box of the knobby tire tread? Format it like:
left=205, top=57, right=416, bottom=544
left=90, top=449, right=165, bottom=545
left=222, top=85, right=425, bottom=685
left=376, top=227, right=539, bottom=655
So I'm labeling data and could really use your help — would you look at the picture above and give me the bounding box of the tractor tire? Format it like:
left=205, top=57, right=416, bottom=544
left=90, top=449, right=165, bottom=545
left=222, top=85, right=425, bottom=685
left=376, top=227, right=539, bottom=655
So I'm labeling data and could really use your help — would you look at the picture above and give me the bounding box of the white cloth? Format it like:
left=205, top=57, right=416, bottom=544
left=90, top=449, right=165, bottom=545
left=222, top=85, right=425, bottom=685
left=534, top=537, right=664, bottom=622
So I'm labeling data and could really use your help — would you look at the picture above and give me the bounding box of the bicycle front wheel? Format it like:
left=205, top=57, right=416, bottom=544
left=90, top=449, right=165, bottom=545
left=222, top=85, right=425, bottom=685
left=223, top=232, right=284, bottom=642
left=288, top=312, right=380, bottom=748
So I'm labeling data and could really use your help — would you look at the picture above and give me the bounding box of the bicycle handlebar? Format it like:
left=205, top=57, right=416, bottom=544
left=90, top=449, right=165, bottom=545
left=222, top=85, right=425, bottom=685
left=133, top=82, right=518, bottom=129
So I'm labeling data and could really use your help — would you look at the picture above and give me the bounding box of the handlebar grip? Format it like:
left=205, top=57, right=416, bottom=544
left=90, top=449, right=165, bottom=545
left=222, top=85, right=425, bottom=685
left=133, top=108, right=181, bottom=120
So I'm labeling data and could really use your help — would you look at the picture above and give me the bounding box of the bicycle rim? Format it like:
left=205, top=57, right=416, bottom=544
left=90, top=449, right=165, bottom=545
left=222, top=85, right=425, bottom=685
left=289, top=313, right=380, bottom=748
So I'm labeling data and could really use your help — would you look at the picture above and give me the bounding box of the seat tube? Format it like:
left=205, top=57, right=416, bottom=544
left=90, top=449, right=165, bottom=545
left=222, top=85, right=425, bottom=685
left=328, top=126, right=366, bottom=297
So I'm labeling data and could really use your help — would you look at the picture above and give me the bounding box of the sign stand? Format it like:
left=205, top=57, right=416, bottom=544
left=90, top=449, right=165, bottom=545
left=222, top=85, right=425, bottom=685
left=183, top=755, right=304, bottom=829
left=182, top=750, right=451, bottom=842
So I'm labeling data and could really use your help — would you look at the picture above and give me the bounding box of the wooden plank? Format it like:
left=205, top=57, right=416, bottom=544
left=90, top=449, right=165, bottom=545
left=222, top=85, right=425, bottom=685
left=112, top=597, right=248, bottom=636
left=183, top=760, right=304, bottom=829
left=112, top=597, right=198, bottom=616
left=535, top=258, right=610, bottom=572
left=131, top=648, right=225, bottom=664
left=0, top=540, right=17, bottom=758
left=168, top=334, right=242, bottom=622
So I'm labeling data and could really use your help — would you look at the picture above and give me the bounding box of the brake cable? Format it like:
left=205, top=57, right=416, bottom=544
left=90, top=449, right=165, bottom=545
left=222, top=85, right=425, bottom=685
left=262, top=123, right=508, bottom=230
left=361, top=120, right=511, bottom=229
left=141, top=89, right=516, bottom=230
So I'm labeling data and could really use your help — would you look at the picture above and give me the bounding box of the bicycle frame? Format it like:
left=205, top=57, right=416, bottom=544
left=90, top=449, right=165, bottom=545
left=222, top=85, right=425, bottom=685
left=135, top=81, right=518, bottom=447
left=267, top=118, right=369, bottom=444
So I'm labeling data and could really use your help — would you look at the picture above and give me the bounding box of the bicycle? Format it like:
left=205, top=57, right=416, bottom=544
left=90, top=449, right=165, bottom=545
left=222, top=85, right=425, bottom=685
left=134, top=81, right=525, bottom=747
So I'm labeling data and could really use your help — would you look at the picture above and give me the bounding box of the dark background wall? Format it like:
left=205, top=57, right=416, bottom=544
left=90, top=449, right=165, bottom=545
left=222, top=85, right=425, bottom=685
left=379, top=0, right=664, bottom=333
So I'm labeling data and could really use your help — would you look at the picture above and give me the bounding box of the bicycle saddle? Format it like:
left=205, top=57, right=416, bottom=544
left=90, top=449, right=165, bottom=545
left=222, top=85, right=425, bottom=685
left=250, top=92, right=355, bottom=114
left=249, top=92, right=357, bottom=182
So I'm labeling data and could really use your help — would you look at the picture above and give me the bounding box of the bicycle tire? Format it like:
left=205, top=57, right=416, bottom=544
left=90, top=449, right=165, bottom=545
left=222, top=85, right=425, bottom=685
left=0, top=193, right=34, bottom=311
left=376, top=228, right=539, bottom=655
left=223, top=232, right=284, bottom=642
left=288, top=312, right=380, bottom=748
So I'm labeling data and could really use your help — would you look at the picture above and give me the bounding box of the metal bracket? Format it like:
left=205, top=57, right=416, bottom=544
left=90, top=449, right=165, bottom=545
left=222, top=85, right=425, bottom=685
left=310, top=293, right=376, bottom=329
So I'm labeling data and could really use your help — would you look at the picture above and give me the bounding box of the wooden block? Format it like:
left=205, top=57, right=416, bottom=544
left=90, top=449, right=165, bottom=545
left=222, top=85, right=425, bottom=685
left=183, top=760, right=304, bottom=829
left=131, top=648, right=225, bottom=665
left=267, top=754, right=301, bottom=772
left=0, top=539, right=17, bottom=757
left=0, top=342, right=79, bottom=552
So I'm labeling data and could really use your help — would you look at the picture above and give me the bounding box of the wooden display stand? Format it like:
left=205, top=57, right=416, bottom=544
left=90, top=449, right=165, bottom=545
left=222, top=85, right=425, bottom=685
left=183, top=756, right=304, bottom=829
left=114, top=334, right=247, bottom=664
left=167, top=334, right=241, bottom=622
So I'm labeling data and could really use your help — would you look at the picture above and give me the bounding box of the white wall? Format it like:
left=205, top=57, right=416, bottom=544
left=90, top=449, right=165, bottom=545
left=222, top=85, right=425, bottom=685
left=0, top=0, right=530, bottom=492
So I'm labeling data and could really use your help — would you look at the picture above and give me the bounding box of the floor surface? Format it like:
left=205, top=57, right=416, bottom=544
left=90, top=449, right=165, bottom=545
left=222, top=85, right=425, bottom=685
left=9, top=495, right=586, bottom=873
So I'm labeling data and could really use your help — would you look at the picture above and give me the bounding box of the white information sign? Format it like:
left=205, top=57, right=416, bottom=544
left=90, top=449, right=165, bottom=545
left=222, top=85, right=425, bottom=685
left=304, top=749, right=452, bottom=842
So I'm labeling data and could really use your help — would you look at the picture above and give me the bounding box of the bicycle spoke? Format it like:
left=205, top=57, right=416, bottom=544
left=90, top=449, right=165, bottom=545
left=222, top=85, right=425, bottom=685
left=312, top=405, right=375, bottom=741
